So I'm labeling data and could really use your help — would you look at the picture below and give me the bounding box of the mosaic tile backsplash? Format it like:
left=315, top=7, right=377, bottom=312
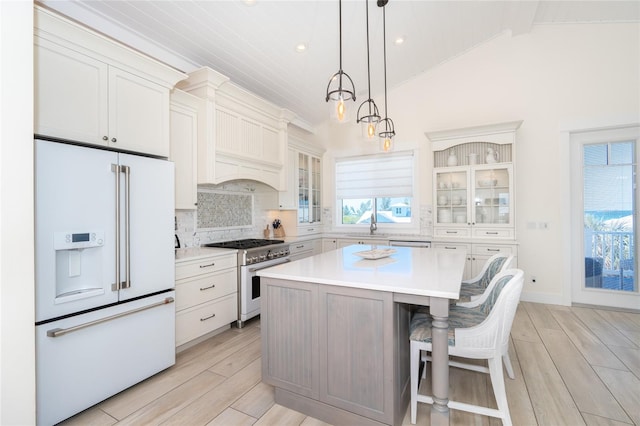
left=197, top=191, right=252, bottom=229
left=175, top=180, right=279, bottom=248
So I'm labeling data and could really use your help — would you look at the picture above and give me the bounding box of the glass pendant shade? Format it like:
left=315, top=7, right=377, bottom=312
left=378, top=117, right=395, bottom=152
left=357, top=99, right=380, bottom=139
left=325, top=0, right=356, bottom=123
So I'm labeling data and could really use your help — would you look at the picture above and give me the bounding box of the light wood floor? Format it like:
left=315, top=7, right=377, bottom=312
left=60, top=302, right=640, bottom=426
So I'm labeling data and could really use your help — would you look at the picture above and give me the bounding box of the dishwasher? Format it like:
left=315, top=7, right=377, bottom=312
left=389, top=240, right=431, bottom=248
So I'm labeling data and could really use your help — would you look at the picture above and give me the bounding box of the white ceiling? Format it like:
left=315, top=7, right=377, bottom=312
left=39, top=0, right=639, bottom=129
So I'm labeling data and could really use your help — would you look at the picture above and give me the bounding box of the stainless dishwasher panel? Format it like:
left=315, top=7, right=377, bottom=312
left=388, top=240, right=431, bottom=248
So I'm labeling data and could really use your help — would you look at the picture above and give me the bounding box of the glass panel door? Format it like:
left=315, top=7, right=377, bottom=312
left=571, top=126, right=639, bottom=309
left=583, top=141, right=636, bottom=292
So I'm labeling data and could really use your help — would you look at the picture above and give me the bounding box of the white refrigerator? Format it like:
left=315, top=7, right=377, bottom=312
left=34, top=139, right=176, bottom=425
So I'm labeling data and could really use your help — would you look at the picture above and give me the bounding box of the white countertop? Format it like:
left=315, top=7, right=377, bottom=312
left=258, top=245, right=467, bottom=299
left=175, top=247, right=237, bottom=262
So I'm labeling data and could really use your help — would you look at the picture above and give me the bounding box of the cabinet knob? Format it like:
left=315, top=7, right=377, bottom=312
left=111, top=138, right=117, bottom=143
left=102, top=136, right=108, bottom=141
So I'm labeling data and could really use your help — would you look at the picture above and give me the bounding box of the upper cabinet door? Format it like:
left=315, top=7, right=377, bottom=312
left=108, top=67, right=169, bottom=157
left=35, top=38, right=109, bottom=145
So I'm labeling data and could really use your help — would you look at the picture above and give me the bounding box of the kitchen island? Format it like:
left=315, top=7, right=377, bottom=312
left=258, top=245, right=466, bottom=426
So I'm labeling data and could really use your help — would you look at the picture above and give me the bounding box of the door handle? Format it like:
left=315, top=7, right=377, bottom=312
left=111, top=164, right=121, bottom=292
left=121, top=165, right=131, bottom=289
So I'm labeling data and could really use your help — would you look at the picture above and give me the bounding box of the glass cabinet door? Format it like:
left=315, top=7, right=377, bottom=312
left=298, top=152, right=309, bottom=223
left=298, top=153, right=322, bottom=225
left=311, top=156, right=321, bottom=224
left=472, top=166, right=512, bottom=226
left=435, top=169, right=469, bottom=226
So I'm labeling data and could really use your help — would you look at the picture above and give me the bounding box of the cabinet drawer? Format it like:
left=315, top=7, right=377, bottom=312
left=434, top=228, right=471, bottom=238
left=297, top=225, right=323, bottom=236
left=176, top=254, right=237, bottom=280
left=432, top=242, right=472, bottom=252
left=175, top=268, right=237, bottom=311
left=473, top=244, right=515, bottom=255
left=289, top=240, right=314, bottom=254
left=472, top=228, right=514, bottom=239
left=175, top=293, right=237, bottom=346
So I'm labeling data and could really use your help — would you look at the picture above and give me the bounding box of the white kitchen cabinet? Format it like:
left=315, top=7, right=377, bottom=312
left=175, top=252, right=237, bottom=347
left=427, top=121, right=522, bottom=241
left=34, top=8, right=185, bottom=157
left=278, top=136, right=325, bottom=235
left=322, top=238, right=338, bottom=252
left=170, top=90, right=202, bottom=209
left=432, top=241, right=517, bottom=280
left=433, top=164, right=514, bottom=239
left=337, top=238, right=390, bottom=248
left=278, top=147, right=297, bottom=210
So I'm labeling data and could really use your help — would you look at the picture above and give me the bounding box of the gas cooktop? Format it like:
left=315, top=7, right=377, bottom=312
left=205, top=239, right=284, bottom=250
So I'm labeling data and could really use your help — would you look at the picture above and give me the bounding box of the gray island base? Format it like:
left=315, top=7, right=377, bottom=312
left=258, top=245, right=466, bottom=426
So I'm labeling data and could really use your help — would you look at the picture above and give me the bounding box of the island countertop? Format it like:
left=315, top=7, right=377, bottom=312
left=258, top=244, right=466, bottom=300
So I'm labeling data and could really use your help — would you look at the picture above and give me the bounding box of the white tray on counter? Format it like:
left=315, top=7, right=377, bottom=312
left=353, top=248, right=397, bottom=260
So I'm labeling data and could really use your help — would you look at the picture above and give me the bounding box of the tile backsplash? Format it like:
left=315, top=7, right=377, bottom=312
left=197, top=190, right=253, bottom=229
left=175, top=180, right=278, bottom=248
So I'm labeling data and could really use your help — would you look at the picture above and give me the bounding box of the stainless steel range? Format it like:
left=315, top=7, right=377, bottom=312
left=205, top=239, right=290, bottom=327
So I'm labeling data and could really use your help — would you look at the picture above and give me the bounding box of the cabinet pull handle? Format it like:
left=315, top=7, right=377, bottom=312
left=308, top=228, right=314, bottom=231
left=111, top=137, right=117, bottom=143
left=487, top=248, right=501, bottom=252
left=200, top=284, right=216, bottom=291
left=444, top=246, right=457, bottom=250
left=486, top=231, right=499, bottom=235
left=199, top=262, right=215, bottom=268
left=103, top=136, right=108, bottom=141
left=200, top=313, right=216, bottom=322
left=446, top=231, right=458, bottom=234
left=296, top=245, right=304, bottom=249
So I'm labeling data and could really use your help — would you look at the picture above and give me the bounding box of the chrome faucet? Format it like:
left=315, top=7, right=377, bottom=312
left=370, top=213, right=377, bottom=235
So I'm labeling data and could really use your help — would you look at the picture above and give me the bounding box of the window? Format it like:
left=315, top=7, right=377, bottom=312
left=336, top=152, right=414, bottom=226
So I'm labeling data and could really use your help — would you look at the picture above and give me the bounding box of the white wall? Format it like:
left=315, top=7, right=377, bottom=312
left=0, top=1, right=36, bottom=424
left=324, top=23, right=640, bottom=304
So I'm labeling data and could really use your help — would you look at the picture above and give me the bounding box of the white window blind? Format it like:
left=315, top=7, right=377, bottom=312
left=336, top=152, right=414, bottom=199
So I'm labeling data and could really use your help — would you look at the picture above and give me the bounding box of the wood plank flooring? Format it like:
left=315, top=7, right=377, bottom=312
left=60, top=302, right=639, bottom=426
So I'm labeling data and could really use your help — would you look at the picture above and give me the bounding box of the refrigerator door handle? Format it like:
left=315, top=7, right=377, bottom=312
left=121, top=165, right=131, bottom=289
left=46, top=297, right=175, bottom=338
left=111, top=164, right=121, bottom=292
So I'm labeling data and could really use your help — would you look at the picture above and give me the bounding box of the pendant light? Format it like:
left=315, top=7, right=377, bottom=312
left=325, top=0, right=356, bottom=123
left=377, top=0, right=395, bottom=152
left=356, top=0, right=380, bottom=139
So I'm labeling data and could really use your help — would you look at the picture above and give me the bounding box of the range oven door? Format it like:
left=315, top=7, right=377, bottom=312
left=239, top=257, right=290, bottom=324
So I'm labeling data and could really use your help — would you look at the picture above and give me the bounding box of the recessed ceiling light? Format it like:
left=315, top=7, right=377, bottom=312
left=295, top=43, right=308, bottom=53
left=394, top=36, right=405, bottom=45
left=243, top=0, right=257, bottom=6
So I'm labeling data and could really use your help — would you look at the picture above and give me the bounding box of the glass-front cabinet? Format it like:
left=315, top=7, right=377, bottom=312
left=298, top=152, right=321, bottom=225
left=434, top=165, right=513, bottom=238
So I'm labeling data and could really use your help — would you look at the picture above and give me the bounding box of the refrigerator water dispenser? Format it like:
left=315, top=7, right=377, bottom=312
left=54, top=231, right=105, bottom=303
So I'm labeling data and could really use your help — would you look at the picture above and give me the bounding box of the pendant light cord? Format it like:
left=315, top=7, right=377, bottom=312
left=382, top=5, right=389, bottom=129
left=365, top=0, right=372, bottom=112
left=338, top=0, right=343, bottom=89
